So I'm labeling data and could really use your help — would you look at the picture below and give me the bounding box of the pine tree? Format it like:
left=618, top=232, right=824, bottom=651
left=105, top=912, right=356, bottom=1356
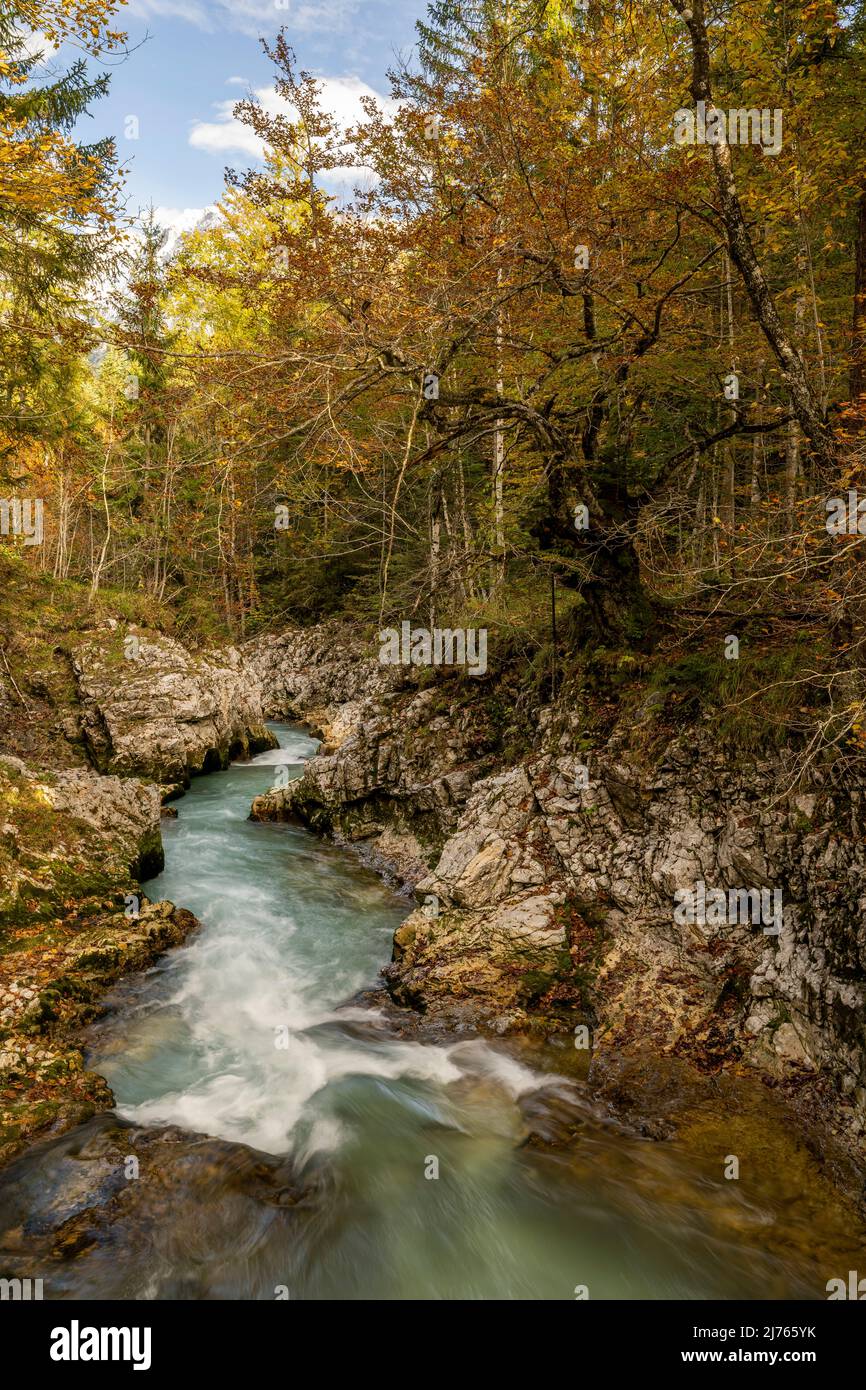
left=109, top=209, right=176, bottom=585
left=114, top=209, right=173, bottom=403
left=0, top=1, right=121, bottom=443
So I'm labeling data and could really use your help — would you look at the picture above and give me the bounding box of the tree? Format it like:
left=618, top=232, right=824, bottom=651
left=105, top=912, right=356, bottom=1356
left=0, top=0, right=124, bottom=451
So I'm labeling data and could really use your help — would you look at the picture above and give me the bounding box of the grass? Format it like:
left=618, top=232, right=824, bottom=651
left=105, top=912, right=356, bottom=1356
left=645, top=635, right=824, bottom=749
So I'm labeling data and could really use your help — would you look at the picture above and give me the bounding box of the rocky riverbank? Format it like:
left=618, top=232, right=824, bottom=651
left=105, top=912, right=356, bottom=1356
left=0, top=1112, right=318, bottom=1297
left=2, top=610, right=865, bottom=1203
left=246, top=623, right=866, bottom=1179
left=0, top=619, right=276, bottom=1167
left=0, top=755, right=197, bottom=1167
left=71, top=625, right=278, bottom=784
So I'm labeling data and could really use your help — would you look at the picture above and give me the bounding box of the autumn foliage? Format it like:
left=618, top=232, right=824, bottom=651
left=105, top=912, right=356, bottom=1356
left=3, top=0, right=866, bottom=757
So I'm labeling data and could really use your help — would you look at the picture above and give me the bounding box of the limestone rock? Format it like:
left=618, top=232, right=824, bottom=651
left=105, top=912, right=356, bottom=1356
left=249, top=633, right=497, bottom=879
left=72, top=632, right=277, bottom=783
left=241, top=627, right=866, bottom=1128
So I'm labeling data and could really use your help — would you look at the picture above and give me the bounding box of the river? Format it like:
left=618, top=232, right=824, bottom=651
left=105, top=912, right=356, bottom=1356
left=0, top=724, right=856, bottom=1299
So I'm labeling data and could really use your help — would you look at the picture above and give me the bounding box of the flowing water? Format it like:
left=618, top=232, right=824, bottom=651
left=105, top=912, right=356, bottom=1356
left=2, top=725, right=860, bottom=1299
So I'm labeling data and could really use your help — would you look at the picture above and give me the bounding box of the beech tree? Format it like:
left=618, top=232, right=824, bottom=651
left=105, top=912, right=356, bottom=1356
left=214, top=3, right=865, bottom=640
left=5, top=0, right=866, bottom=729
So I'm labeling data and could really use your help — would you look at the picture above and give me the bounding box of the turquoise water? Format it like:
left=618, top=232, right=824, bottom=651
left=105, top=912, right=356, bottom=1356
left=74, top=725, right=829, bottom=1299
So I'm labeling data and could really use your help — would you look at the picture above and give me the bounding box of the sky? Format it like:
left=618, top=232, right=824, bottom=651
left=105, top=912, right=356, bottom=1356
left=74, top=0, right=430, bottom=241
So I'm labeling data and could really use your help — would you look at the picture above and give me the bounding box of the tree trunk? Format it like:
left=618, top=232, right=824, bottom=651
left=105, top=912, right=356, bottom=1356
left=534, top=456, right=655, bottom=644
left=492, top=268, right=506, bottom=588
left=751, top=364, right=764, bottom=509
left=673, top=0, right=836, bottom=472
left=852, top=187, right=866, bottom=405
left=785, top=411, right=800, bottom=528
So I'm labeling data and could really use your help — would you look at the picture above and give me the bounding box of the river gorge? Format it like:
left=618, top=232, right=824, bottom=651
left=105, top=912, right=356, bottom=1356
left=2, top=694, right=864, bottom=1301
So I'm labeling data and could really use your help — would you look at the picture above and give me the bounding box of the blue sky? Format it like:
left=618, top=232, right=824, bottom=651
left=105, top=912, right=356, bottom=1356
left=76, top=0, right=429, bottom=235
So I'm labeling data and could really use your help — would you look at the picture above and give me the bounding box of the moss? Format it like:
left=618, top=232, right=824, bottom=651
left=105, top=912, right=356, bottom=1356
left=0, top=780, right=57, bottom=851
left=516, top=969, right=557, bottom=1004
left=135, top=830, right=165, bottom=880
left=643, top=637, right=823, bottom=749
left=53, top=864, right=126, bottom=901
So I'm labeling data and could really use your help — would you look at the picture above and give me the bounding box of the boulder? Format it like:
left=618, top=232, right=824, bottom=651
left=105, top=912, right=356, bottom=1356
left=72, top=631, right=277, bottom=784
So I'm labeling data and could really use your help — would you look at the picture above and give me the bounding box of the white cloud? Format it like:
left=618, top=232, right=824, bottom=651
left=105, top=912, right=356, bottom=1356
left=14, top=25, right=60, bottom=67
left=316, top=74, right=399, bottom=128
left=190, top=98, right=266, bottom=158
left=147, top=205, right=220, bottom=257
left=189, top=74, right=398, bottom=176
left=126, top=0, right=362, bottom=39
left=125, top=0, right=212, bottom=29
left=153, top=205, right=214, bottom=236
